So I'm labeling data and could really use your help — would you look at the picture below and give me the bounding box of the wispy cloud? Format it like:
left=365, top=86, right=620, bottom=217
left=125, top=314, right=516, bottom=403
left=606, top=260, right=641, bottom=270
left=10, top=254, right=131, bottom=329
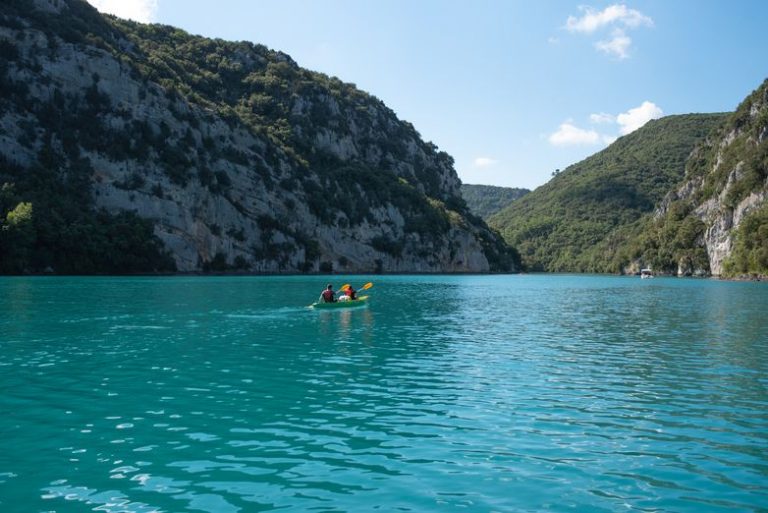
left=595, top=29, right=632, bottom=59
left=548, top=122, right=603, bottom=146
left=589, top=112, right=615, bottom=124
left=473, top=157, right=498, bottom=168
left=549, top=100, right=663, bottom=147
left=566, top=4, right=653, bottom=33
left=564, top=4, right=653, bottom=59
left=86, top=0, right=159, bottom=23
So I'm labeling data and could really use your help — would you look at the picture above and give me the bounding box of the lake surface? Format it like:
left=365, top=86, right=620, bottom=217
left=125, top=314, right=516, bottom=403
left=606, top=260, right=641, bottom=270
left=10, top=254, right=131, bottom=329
left=1, top=274, right=767, bottom=512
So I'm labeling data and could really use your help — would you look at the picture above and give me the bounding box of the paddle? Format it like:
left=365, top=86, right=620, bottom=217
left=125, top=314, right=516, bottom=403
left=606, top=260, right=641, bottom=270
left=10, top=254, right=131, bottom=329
left=342, top=282, right=373, bottom=292
left=339, top=283, right=374, bottom=292
left=344, top=282, right=373, bottom=299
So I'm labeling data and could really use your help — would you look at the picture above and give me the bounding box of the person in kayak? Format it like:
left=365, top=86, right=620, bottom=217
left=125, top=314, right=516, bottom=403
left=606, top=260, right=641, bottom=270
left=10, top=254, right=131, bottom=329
left=345, top=285, right=357, bottom=300
left=319, top=284, right=336, bottom=303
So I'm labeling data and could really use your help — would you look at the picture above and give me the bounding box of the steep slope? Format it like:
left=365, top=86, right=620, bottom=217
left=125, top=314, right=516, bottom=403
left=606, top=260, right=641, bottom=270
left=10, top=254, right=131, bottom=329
left=0, top=0, right=518, bottom=273
left=489, top=114, right=727, bottom=272
left=460, top=184, right=529, bottom=219
left=629, top=79, right=768, bottom=277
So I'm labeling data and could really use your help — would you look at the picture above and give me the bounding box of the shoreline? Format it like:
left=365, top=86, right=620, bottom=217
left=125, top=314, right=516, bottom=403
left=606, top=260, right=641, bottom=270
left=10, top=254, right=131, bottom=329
left=0, top=271, right=765, bottom=281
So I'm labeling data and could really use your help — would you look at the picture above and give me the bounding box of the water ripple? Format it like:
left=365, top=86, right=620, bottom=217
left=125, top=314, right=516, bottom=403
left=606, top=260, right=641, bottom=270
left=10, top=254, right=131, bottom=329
left=1, top=275, right=767, bottom=512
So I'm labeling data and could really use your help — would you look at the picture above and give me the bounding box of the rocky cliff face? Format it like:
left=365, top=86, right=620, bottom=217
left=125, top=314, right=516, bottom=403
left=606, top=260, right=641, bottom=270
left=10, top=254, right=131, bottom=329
left=653, top=80, right=768, bottom=276
left=0, top=0, right=516, bottom=273
left=695, top=187, right=766, bottom=276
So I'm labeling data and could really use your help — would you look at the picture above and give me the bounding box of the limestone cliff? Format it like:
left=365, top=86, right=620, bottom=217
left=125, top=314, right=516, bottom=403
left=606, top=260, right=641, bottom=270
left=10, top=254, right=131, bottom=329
left=0, top=0, right=517, bottom=273
left=652, top=79, right=768, bottom=277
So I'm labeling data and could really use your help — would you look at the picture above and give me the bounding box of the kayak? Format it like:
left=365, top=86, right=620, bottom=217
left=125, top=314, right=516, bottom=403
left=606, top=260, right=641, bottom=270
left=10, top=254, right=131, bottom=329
left=311, top=295, right=370, bottom=309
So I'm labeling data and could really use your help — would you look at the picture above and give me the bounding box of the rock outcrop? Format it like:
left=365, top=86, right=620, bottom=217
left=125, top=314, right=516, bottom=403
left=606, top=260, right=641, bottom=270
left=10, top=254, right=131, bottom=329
left=0, top=0, right=517, bottom=273
left=652, top=79, right=768, bottom=276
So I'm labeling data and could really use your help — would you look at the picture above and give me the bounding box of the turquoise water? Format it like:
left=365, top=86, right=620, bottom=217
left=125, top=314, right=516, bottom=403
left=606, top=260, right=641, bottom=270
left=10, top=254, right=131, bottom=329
left=1, top=275, right=767, bottom=513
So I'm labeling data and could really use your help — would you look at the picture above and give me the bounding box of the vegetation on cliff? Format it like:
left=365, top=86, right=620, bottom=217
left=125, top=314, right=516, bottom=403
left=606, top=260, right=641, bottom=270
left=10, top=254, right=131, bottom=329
left=0, top=156, right=176, bottom=274
left=0, top=0, right=519, bottom=273
left=724, top=204, right=768, bottom=276
left=641, top=79, right=768, bottom=277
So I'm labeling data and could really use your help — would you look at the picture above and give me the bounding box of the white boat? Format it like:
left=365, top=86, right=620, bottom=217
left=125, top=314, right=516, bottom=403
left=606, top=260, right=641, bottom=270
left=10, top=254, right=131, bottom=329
left=640, top=268, right=654, bottom=279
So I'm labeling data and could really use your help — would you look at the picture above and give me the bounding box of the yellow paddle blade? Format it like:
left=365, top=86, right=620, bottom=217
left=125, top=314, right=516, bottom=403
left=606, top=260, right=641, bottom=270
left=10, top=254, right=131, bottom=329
left=340, top=284, right=350, bottom=291
left=360, top=282, right=373, bottom=291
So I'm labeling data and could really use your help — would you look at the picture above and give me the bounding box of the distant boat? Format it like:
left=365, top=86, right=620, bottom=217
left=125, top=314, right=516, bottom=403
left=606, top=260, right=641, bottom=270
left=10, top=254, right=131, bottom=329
left=640, top=268, right=654, bottom=279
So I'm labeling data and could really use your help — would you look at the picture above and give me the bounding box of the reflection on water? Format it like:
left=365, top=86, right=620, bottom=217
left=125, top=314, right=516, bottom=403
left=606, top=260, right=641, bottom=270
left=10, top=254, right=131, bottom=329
left=0, top=275, right=767, bottom=512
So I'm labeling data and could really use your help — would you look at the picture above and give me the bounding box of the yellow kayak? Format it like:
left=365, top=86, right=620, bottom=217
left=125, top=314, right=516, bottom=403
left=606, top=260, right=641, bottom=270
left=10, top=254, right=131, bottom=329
left=311, top=295, right=369, bottom=309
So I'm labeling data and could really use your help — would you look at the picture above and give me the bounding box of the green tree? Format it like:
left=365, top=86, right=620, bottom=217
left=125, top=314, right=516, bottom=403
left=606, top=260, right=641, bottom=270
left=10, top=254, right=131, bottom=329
left=1, top=201, right=35, bottom=273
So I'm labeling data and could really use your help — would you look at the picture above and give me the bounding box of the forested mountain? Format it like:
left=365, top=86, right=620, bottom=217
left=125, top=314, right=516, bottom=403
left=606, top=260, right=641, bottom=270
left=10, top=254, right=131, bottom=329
left=0, top=0, right=518, bottom=274
left=489, top=114, right=727, bottom=272
left=460, top=184, right=529, bottom=219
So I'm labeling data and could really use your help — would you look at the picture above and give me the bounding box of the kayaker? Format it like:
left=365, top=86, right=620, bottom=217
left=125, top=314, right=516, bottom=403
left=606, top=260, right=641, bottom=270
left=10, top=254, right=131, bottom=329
left=319, top=284, right=336, bottom=303
left=345, top=286, right=357, bottom=300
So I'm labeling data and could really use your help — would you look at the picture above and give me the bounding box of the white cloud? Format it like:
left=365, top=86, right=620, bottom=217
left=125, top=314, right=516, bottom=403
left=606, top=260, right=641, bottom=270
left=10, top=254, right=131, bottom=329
left=550, top=100, right=663, bottom=147
left=566, top=4, right=653, bottom=33
left=616, top=101, right=663, bottom=134
left=589, top=112, right=615, bottom=124
left=595, top=29, right=632, bottom=59
left=548, top=122, right=602, bottom=146
left=473, top=157, right=498, bottom=168
left=86, top=0, right=158, bottom=23
left=564, top=4, right=652, bottom=59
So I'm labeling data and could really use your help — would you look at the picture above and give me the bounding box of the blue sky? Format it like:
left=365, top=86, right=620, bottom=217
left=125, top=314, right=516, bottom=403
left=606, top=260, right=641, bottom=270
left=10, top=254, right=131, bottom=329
left=86, top=0, right=768, bottom=190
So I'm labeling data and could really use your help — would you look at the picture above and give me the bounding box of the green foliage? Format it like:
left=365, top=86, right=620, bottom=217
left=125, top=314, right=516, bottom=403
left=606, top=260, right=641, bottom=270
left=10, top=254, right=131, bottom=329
left=620, top=207, right=711, bottom=275
left=0, top=152, right=176, bottom=274
left=0, top=0, right=521, bottom=273
left=201, top=252, right=251, bottom=272
left=6, top=200, right=33, bottom=226
left=202, top=252, right=229, bottom=272
left=723, top=204, right=768, bottom=277
left=691, top=79, right=768, bottom=207
left=306, top=162, right=453, bottom=240
left=371, top=235, right=404, bottom=257
left=631, top=79, right=768, bottom=275
left=490, top=114, right=727, bottom=272
left=1, top=200, right=35, bottom=270
left=461, top=184, right=529, bottom=219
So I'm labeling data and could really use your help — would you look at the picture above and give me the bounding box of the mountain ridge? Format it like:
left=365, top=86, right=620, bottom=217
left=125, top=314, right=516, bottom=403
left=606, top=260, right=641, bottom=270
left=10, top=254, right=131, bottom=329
left=0, top=0, right=518, bottom=274
left=489, top=113, right=728, bottom=272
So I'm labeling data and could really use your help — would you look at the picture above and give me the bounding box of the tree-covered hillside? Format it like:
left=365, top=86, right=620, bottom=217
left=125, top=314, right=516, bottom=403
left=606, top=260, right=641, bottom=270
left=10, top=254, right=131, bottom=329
left=489, top=114, right=727, bottom=272
left=0, top=0, right=518, bottom=274
left=460, top=184, right=529, bottom=220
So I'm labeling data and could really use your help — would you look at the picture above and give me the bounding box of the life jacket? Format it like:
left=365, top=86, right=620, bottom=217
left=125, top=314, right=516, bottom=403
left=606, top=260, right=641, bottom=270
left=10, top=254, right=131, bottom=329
left=322, top=289, right=335, bottom=302
left=346, top=289, right=357, bottom=300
